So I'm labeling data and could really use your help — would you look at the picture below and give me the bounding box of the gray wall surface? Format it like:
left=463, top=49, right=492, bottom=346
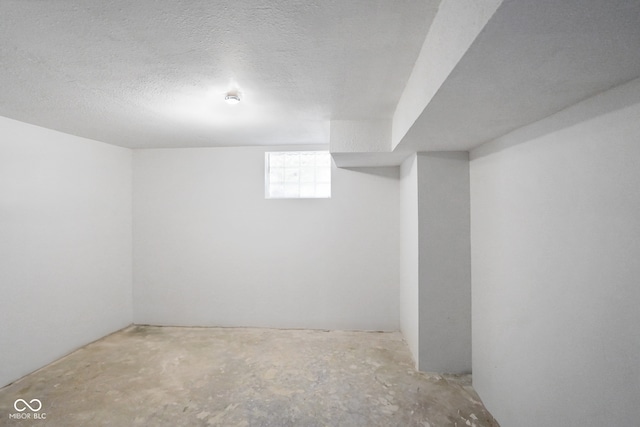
left=0, top=116, right=133, bottom=388
left=133, top=147, right=400, bottom=331
left=399, top=154, right=420, bottom=365
left=398, top=152, right=472, bottom=373
left=417, top=152, right=471, bottom=373
left=470, top=79, right=640, bottom=426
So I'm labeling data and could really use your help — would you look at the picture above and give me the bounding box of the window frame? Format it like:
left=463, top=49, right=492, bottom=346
left=264, top=150, right=332, bottom=199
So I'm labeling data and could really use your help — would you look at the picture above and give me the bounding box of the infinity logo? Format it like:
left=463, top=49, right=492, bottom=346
left=14, top=399, right=42, bottom=412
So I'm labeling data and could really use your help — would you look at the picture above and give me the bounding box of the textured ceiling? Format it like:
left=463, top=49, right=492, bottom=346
left=398, top=0, right=640, bottom=153
left=0, top=0, right=438, bottom=148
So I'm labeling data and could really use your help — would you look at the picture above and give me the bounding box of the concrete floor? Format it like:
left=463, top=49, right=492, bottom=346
left=0, top=326, right=498, bottom=426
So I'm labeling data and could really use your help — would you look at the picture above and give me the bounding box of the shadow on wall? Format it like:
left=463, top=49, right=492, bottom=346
left=341, top=167, right=400, bottom=179
left=472, top=76, right=640, bottom=159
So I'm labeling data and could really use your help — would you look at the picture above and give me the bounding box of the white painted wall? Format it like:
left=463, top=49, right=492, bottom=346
left=133, top=146, right=399, bottom=331
left=399, top=154, right=419, bottom=366
left=470, top=79, right=640, bottom=426
left=0, top=116, right=132, bottom=388
left=417, top=152, right=471, bottom=373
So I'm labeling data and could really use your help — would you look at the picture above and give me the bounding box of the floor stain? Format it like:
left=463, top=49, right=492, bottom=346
left=0, top=326, right=499, bottom=426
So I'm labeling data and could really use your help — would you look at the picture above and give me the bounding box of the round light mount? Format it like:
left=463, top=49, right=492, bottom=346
left=225, top=93, right=241, bottom=105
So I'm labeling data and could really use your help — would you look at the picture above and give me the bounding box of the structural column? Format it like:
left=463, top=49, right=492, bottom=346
left=400, top=151, right=471, bottom=373
left=417, top=151, right=471, bottom=373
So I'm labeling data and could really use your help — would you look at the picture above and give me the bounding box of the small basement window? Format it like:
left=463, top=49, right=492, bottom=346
left=265, top=151, right=331, bottom=199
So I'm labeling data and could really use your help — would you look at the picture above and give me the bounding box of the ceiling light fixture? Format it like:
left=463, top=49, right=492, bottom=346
left=225, top=92, right=241, bottom=105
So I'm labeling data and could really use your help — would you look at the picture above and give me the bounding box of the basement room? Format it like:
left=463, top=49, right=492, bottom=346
left=1, top=1, right=639, bottom=426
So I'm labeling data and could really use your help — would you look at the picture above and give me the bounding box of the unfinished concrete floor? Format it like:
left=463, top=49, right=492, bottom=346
left=0, top=326, right=498, bottom=426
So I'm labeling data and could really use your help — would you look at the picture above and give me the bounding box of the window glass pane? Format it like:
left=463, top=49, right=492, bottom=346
left=316, top=153, right=331, bottom=167
left=316, top=183, right=331, bottom=198
left=269, top=168, right=284, bottom=183
left=316, top=167, right=330, bottom=183
left=284, top=168, right=299, bottom=183
left=266, top=151, right=331, bottom=199
left=300, top=152, right=315, bottom=166
left=284, top=183, right=299, bottom=197
left=284, top=153, right=300, bottom=167
left=270, top=153, right=285, bottom=167
left=300, top=183, right=315, bottom=198
left=269, top=184, right=285, bottom=198
left=300, top=166, right=315, bottom=182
